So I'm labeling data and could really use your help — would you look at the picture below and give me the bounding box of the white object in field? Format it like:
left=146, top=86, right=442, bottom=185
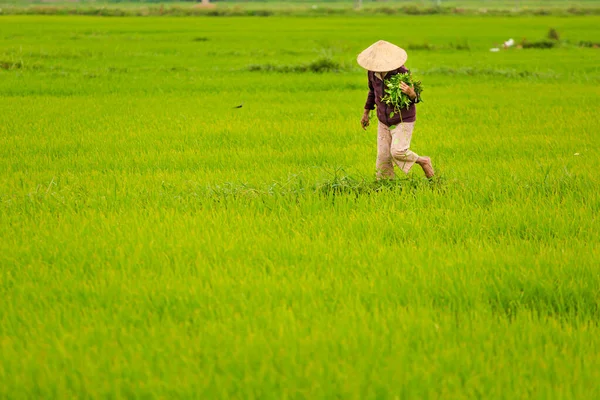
left=490, top=48, right=500, bottom=52
left=504, top=38, right=515, bottom=48
left=574, top=153, right=580, bottom=156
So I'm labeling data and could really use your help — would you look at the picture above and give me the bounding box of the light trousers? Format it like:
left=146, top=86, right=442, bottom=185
left=376, top=121, right=419, bottom=179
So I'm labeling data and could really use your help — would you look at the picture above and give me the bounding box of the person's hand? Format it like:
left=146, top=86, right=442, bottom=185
left=361, top=111, right=370, bottom=130
left=400, top=82, right=417, bottom=100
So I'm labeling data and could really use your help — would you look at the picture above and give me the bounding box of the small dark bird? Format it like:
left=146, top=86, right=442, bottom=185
left=233, top=102, right=244, bottom=109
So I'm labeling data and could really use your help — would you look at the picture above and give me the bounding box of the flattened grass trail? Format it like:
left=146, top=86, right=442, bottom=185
left=1, top=15, right=599, bottom=399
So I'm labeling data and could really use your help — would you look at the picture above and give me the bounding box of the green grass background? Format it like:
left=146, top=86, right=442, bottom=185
left=2, top=0, right=599, bottom=8
left=1, top=14, right=599, bottom=399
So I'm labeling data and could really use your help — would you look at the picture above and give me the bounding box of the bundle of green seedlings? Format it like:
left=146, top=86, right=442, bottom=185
left=381, top=71, right=423, bottom=119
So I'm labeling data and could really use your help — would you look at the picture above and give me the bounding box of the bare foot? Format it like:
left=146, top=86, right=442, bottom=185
left=417, top=156, right=435, bottom=179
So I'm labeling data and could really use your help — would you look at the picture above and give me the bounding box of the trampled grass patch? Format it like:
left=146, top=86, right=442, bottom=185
left=0, top=14, right=599, bottom=399
left=248, top=57, right=347, bottom=73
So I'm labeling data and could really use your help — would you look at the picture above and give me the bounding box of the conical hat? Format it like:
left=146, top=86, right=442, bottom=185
left=357, top=40, right=408, bottom=72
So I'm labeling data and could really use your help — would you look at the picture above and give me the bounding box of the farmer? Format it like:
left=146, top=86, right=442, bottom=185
left=357, top=40, right=435, bottom=179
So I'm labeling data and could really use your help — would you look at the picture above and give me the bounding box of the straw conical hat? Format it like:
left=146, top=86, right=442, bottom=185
left=357, top=40, right=408, bottom=72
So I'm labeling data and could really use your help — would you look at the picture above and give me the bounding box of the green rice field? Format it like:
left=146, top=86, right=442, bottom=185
left=1, top=13, right=599, bottom=399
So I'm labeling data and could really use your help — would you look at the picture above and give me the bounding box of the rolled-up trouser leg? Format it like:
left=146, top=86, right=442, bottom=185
left=390, top=122, right=419, bottom=174
left=376, top=122, right=395, bottom=179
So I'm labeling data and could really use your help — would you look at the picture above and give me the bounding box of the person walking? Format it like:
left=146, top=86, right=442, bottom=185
left=358, top=40, right=435, bottom=179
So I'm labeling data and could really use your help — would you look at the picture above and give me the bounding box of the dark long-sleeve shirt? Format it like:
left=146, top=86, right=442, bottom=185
left=364, top=66, right=419, bottom=126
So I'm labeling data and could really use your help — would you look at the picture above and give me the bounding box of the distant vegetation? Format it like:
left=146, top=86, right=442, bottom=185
left=1, top=0, right=599, bottom=16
